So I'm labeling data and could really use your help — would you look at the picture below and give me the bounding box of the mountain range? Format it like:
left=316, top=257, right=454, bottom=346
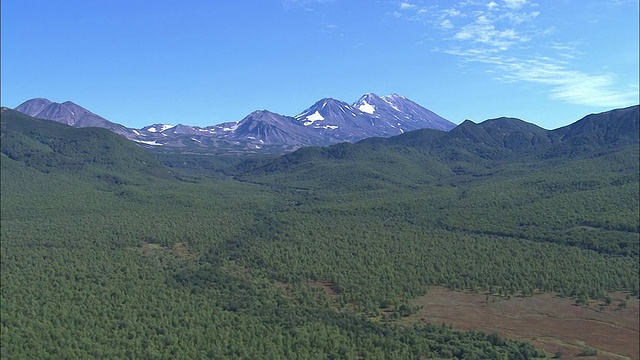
left=14, top=94, right=456, bottom=153
left=232, top=105, right=639, bottom=180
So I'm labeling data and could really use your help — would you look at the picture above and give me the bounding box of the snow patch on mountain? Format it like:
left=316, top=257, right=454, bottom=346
left=303, top=111, right=325, bottom=126
left=147, top=124, right=175, bottom=133
left=382, top=97, right=401, bottom=112
left=222, top=123, right=239, bottom=132
left=133, top=139, right=163, bottom=146
left=358, top=100, right=375, bottom=114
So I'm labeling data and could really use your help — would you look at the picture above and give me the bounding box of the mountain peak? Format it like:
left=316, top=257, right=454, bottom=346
left=13, top=98, right=130, bottom=136
left=295, top=98, right=354, bottom=120
left=353, top=93, right=387, bottom=115
left=352, top=93, right=457, bottom=132
left=383, top=93, right=406, bottom=100
left=245, top=109, right=287, bottom=119
left=358, top=93, right=382, bottom=100
left=314, top=98, right=349, bottom=108
left=26, top=97, right=53, bottom=104
left=14, top=98, right=54, bottom=117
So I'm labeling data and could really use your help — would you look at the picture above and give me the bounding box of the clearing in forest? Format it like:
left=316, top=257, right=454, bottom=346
left=401, top=287, right=639, bottom=359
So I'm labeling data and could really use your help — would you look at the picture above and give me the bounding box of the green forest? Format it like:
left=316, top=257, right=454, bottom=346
left=1, top=107, right=638, bottom=358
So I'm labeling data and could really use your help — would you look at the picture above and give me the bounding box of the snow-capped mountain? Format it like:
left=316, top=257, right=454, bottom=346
left=229, top=110, right=327, bottom=147
left=290, top=94, right=456, bottom=143
left=13, top=94, right=456, bottom=153
left=353, top=93, right=456, bottom=133
left=294, top=98, right=380, bottom=142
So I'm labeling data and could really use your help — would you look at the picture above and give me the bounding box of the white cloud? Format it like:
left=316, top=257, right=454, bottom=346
left=400, top=2, right=416, bottom=10
left=520, top=65, right=635, bottom=107
left=441, top=19, right=454, bottom=29
left=394, top=0, right=638, bottom=108
left=443, top=46, right=502, bottom=58
left=501, top=10, right=539, bottom=24
left=503, top=0, right=526, bottom=10
left=444, top=8, right=462, bottom=17
left=547, top=42, right=585, bottom=60
left=453, top=15, right=527, bottom=50
left=455, top=52, right=637, bottom=107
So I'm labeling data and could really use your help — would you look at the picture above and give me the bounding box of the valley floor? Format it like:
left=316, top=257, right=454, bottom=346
left=400, top=287, right=639, bottom=359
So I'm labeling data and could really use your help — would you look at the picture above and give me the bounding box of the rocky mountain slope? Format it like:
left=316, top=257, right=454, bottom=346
left=14, top=94, right=456, bottom=153
left=14, top=98, right=132, bottom=138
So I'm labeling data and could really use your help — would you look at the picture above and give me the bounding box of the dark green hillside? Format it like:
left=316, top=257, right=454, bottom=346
left=1, top=107, right=172, bottom=180
left=553, top=105, right=639, bottom=145
left=469, top=117, right=553, bottom=150
left=232, top=107, right=639, bottom=258
left=439, top=119, right=525, bottom=160
left=234, top=141, right=452, bottom=191
left=547, top=105, right=640, bottom=156
left=2, top=106, right=638, bottom=358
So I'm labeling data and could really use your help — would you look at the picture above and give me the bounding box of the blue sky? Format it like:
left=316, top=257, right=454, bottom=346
left=1, top=0, right=638, bottom=130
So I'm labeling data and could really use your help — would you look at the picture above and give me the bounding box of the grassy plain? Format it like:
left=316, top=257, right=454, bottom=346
left=402, top=287, right=639, bottom=359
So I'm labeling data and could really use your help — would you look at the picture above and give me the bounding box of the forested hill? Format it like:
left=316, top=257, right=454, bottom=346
left=1, top=107, right=173, bottom=180
left=227, top=105, right=639, bottom=258
left=551, top=105, right=640, bottom=153
left=444, top=105, right=638, bottom=156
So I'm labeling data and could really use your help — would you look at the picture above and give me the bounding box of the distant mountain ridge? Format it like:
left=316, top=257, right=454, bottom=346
left=14, top=98, right=132, bottom=138
left=12, top=97, right=639, bottom=157
left=13, top=94, right=456, bottom=153
left=386, top=104, right=640, bottom=160
left=4, top=103, right=638, bottom=195
left=238, top=105, right=639, bottom=181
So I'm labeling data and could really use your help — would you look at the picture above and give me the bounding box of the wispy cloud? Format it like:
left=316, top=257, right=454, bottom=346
left=395, top=0, right=638, bottom=108
left=487, top=2, right=500, bottom=11
left=453, top=14, right=528, bottom=50
left=444, top=49, right=637, bottom=107
left=501, top=59, right=636, bottom=107
left=440, top=19, right=454, bottom=29
left=501, top=10, right=540, bottom=24
left=400, top=2, right=416, bottom=10
left=504, top=0, right=527, bottom=10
